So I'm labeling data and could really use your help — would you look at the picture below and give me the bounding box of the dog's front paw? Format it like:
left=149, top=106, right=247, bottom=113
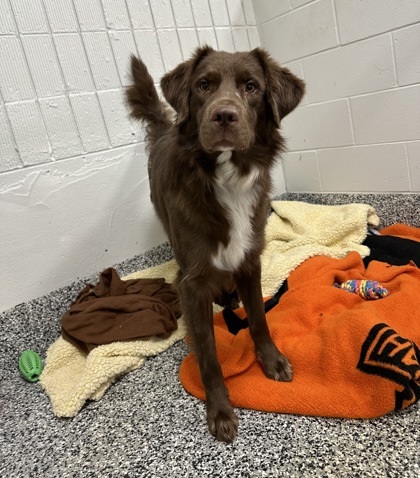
left=258, top=346, right=293, bottom=382
left=207, top=406, right=239, bottom=443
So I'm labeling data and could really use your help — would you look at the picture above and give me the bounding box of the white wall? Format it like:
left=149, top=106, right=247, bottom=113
left=0, top=0, right=262, bottom=312
left=254, top=0, right=420, bottom=193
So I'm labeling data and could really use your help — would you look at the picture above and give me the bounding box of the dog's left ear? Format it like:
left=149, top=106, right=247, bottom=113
left=161, top=46, right=214, bottom=125
left=252, top=48, right=305, bottom=127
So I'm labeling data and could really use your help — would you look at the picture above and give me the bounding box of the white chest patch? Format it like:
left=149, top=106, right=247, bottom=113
left=212, top=151, right=260, bottom=271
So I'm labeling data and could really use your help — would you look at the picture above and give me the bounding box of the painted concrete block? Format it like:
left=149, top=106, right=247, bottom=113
left=0, top=36, right=35, bottom=102
left=209, top=0, right=230, bottom=26
left=43, top=0, right=78, bottom=32
left=82, top=32, right=121, bottom=90
left=407, top=141, right=420, bottom=191
left=259, top=0, right=338, bottom=63
left=247, top=27, right=260, bottom=49
left=73, top=0, right=106, bottom=31
left=157, top=29, right=183, bottom=71
left=317, top=144, right=410, bottom=192
left=0, top=0, right=17, bottom=34
left=282, top=151, right=322, bottom=192
left=39, top=96, right=83, bottom=159
left=109, top=31, right=138, bottom=86
left=134, top=30, right=166, bottom=80
left=215, top=27, right=235, bottom=52
left=150, top=0, right=175, bottom=28
left=242, top=0, right=256, bottom=25
left=98, top=89, right=136, bottom=147
left=6, top=101, right=51, bottom=165
left=22, top=35, right=65, bottom=98
left=69, top=93, right=110, bottom=152
left=126, top=0, right=154, bottom=29
left=226, top=0, right=247, bottom=26
left=351, top=85, right=420, bottom=144
left=197, top=28, right=218, bottom=49
left=232, top=27, right=250, bottom=50
left=282, top=99, right=353, bottom=151
left=252, top=0, right=290, bottom=25
left=393, top=23, right=420, bottom=87
left=54, top=33, right=95, bottom=93
left=0, top=103, right=21, bottom=172
left=101, top=0, right=131, bottom=30
left=10, top=0, right=48, bottom=33
left=335, top=0, right=420, bottom=44
left=178, top=29, right=199, bottom=59
left=191, top=0, right=213, bottom=27
left=303, top=35, right=396, bottom=103
left=172, top=0, right=195, bottom=28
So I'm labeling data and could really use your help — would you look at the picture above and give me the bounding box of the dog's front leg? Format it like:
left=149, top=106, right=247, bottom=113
left=234, top=261, right=292, bottom=382
left=178, top=276, right=238, bottom=443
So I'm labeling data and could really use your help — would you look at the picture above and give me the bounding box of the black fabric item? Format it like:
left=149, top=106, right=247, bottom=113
left=222, top=281, right=289, bottom=335
left=363, top=234, right=420, bottom=268
left=264, top=280, right=289, bottom=314
left=223, top=308, right=249, bottom=335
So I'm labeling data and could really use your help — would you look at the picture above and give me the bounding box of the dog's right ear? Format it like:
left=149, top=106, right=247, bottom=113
left=161, top=46, right=213, bottom=125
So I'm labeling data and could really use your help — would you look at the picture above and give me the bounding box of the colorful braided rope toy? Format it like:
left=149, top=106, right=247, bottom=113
left=334, top=280, right=390, bottom=300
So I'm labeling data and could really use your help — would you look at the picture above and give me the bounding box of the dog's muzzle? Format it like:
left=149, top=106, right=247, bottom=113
left=200, top=99, right=253, bottom=152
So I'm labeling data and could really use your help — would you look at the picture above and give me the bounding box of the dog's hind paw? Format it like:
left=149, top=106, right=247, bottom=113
left=207, top=407, right=239, bottom=443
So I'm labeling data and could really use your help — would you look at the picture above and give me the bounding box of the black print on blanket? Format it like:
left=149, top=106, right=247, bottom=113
left=358, top=323, right=420, bottom=410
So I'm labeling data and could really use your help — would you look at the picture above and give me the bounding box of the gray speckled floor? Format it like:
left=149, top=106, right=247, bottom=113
left=1, top=193, right=419, bottom=478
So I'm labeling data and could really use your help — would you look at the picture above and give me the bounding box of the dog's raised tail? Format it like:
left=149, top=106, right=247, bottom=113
left=126, top=55, right=172, bottom=147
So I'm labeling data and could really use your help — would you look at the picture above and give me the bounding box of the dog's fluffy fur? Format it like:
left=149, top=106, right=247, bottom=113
left=126, top=46, right=305, bottom=442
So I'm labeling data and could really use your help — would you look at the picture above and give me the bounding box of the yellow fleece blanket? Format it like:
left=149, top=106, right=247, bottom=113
left=40, top=201, right=379, bottom=417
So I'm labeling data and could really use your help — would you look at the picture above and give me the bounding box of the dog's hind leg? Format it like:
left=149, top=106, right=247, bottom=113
left=178, top=275, right=238, bottom=443
left=234, top=261, right=293, bottom=382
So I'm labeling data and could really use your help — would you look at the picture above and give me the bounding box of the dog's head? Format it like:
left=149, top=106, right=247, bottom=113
left=161, top=46, right=305, bottom=153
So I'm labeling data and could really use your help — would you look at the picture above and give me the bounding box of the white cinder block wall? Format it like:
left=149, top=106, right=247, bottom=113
left=0, top=0, right=260, bottom=312
left=254, top=0, right=420, bottom=193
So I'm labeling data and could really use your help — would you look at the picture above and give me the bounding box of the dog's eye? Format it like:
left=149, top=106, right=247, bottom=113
left=245, top=81, right=256, bottom=93
left=199, top=80, right=209, bottom=91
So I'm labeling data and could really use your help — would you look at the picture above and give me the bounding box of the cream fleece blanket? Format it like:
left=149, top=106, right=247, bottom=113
left=40, top=200, right=379, bottom=417
left=261, top=201, right=379, bottom=296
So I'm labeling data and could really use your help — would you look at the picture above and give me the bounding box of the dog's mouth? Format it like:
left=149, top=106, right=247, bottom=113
left=210, top=139, right=235, bottom=152
left=200, top=128, right=253, bottom=153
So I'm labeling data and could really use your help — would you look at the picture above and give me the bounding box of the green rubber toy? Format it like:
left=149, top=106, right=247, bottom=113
left=18, top=350, right=43, bottom=382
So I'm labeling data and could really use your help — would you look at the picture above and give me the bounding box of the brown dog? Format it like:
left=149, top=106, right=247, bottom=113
left=126, top=46, right=305, bottom=442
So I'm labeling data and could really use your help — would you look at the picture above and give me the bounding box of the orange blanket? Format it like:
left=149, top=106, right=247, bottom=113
left=180, top=226, right=420, bottom=418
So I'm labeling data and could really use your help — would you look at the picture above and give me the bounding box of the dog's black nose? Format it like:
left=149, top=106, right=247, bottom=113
left=211, top=106, right=239, bottom=127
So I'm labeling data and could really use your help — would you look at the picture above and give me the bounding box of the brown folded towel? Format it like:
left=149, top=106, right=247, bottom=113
left=61, top=268, right=181, bottom=354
